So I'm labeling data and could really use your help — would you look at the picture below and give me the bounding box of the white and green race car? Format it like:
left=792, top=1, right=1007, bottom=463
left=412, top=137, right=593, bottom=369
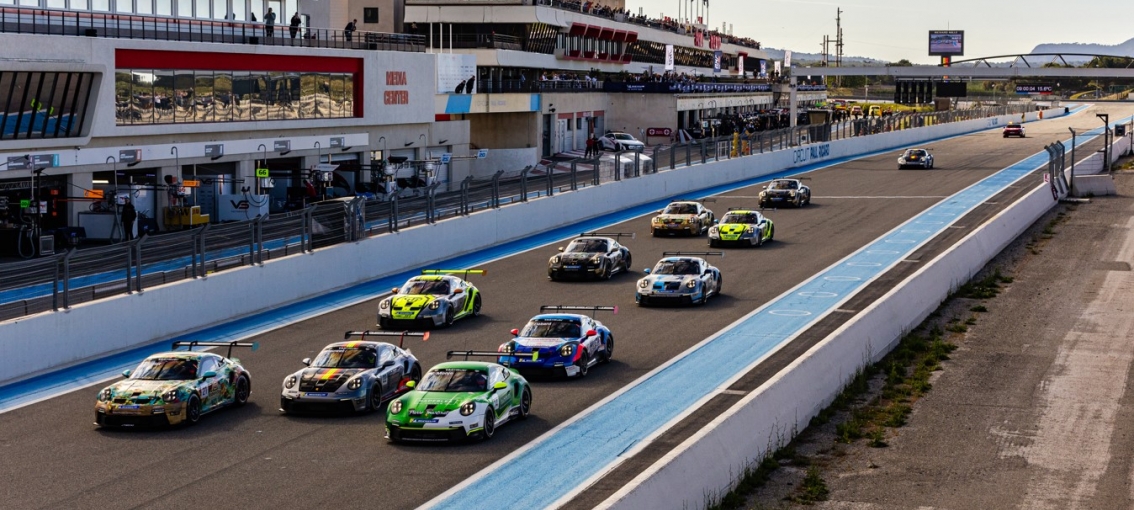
left=385, top=355, right=532, bottom=443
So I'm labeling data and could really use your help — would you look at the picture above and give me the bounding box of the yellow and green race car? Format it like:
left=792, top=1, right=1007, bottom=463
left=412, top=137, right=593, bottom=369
left=377, top=269, right=485, bottom=329
left=708, top=209, right=775, bottom=247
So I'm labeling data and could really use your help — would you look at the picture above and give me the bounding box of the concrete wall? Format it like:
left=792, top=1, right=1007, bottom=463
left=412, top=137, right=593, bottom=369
left=469, top=112, right=540, bottom=148
left=0, top=107, right=1065, bottom=385
left=605, top=94, right=679, bottom=142
left=467, top=148, right=540, bottom=178
left=600, top=175, right=1063, bottom=510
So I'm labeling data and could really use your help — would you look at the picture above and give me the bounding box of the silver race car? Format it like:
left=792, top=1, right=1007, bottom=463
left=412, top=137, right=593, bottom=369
left=377, top=269, right=485, bottom=329
left=898, top=148, right=934, bottom=169
left=759, top=178, right=811, bottom=208
left=636, top=252, right=724, bottom=306
left=280, top=331, right=426, bottom=414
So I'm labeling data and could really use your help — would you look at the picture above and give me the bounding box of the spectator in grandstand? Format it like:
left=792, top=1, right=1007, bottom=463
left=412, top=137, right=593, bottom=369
left=290, top=12, right=301, bottom=39
left=263, top=8, right=276, bottom=37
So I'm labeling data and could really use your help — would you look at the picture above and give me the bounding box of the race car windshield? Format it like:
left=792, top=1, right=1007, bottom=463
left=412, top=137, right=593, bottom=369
left=522, top=320, right=582, bottom=338
left=721, top=213, right=759, bottom=224
left=401, top=279, right=450, bottom=295
left=312, top=348, right=377, bottom=369
left=131, top=358, right=198, bottom=380
left=565, top=239, right=608, bottom=253
left=769, top=180, right=797, bottom=190
left=613, top=134, right=635, bottom=140
left=653, top=260, right=700, bottom=275
left=663, top=203, right=696, bottom=215
left=418, top=369, right=488, bottom=392
left=906, top=150, right=926, bottom=158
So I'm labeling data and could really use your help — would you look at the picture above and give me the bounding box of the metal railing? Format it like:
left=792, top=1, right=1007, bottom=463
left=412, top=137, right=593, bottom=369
left=0, top=6, right=425, bottom=52
left=0, top=104, right=1033, bottom=321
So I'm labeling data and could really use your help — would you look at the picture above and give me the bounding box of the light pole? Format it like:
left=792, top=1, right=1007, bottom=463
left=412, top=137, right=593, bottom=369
left=1096, top=113, right=1109, bottom=174
left=256, top=143, right=267, bottom=195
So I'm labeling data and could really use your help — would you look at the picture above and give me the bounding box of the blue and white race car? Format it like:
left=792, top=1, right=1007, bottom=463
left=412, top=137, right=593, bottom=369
left=497, top=305, right=617, bottom=378
left=636, top=252, right=724, bottom=306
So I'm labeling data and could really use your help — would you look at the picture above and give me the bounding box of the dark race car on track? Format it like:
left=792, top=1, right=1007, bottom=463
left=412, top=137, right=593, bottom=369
left=759, top=178, right=811, bottom=208
left=651, top=199, right=716, bottom=236
left=280, top=331, right=427, bottom=415
left=377, top=269, right=485, bottom=329
left=95, top=341, right=256, bottom=428
left=897, top=148, right=934, bottom=169
left=708, top=209, right=775, bottom=247
left=548, top=232, right=633, bottom=281
left=496, top=305, right=617, bottom=378
left=636, top=252, right=724, bottom=306
left=385, top=355, right=532, bottom=443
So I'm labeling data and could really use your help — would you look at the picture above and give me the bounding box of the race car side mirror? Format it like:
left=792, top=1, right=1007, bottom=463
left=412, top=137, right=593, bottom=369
left=493, top=381, right=508, bottom=391
left=643, top=268, right=651, bottom=274
left=586, top=329, right=597, bottom=337
left=510, top=328, right=520, bottom=336
left=122, top=370, right=131, bottom=378
left=406, top=380, right=416, bottom=389
left=453, top=288, right=464, bottom=294
left=301, top=357, right=311, bottom=366
left=557, top=247, right=564, bottom=252
left=713, top=219, right=719, bottom=224
left=201, top=371, right=217, bottom=379
left=391, top=287, right=399, bottom=294
left=762, top=185, right=767, bottom=189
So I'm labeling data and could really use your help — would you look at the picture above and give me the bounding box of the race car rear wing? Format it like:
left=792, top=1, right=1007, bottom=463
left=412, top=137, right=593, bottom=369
left=662, top=251, right=724, bottom=258
left=446, top=350, right=540, bottom=367
left=578, top=232, right=636, bottom=239
left=675, top=197, right=717, bottom=203
left=539, top=305, right=618, bottom=318
left=344, top=330, right=431, bottom=349
left=421, top=269, right=487, bottom=280
left=171, top=340, right=259, bottom=359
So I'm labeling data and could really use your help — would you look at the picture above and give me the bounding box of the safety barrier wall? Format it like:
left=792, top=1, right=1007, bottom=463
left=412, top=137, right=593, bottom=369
left=0, top=108, right=1063, bottom=385
left=600, top=179, right=1060, bottom=509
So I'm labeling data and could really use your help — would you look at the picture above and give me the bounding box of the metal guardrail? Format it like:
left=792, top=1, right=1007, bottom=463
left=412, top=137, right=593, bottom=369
left=0, top=6, right=426, bottom=52
left=0, top=104, right=1031, bottom=321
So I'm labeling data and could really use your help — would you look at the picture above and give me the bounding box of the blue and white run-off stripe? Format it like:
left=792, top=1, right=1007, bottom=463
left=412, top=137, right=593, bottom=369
left=424, top=120, right=1122, bottom=510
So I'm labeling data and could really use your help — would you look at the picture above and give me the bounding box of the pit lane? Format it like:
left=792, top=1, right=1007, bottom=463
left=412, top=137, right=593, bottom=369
left=0, top=109, right=1101, bottom=509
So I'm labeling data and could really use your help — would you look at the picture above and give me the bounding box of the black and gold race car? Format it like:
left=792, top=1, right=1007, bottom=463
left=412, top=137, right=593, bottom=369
left=548, top=233, right=633, bottom=281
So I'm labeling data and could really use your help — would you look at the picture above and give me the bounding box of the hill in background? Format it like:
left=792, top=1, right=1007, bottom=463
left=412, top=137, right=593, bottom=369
left=1031, top=37, right=1134, bottom=62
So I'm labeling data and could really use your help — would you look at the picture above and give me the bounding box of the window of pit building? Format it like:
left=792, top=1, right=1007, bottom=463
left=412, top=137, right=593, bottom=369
left=364, top=7, right=378, bottom=24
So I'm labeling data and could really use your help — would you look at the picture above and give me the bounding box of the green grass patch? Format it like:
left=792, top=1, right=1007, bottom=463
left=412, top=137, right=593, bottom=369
left=970, top=305, right=988, bottom=313
left=789, top=466, right=830, bottom=505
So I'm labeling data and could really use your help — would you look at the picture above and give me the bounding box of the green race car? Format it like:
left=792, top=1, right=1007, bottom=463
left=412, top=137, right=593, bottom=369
left=708, top=209, right=775, bottom=247
left=385, top=355, right=532, bottom=443
left=377, top=269, right=485, bottom=329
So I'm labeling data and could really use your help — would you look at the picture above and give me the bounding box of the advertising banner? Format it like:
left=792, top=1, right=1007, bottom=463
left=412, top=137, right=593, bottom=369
left=665, top=45, right=675, bottom=70
left=713, top=51, right=722, bottom=73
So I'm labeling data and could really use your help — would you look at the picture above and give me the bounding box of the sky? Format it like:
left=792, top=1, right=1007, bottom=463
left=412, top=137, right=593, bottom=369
left=626, top=0, right=1134, bottom=64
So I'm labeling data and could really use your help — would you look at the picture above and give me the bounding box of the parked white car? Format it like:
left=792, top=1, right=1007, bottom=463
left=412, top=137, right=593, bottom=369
left=600, top=132, right=645, bottom=152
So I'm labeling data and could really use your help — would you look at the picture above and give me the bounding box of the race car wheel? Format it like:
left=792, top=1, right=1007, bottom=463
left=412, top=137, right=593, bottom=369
left=378, top=317, right=391, bottom=330
left=576, top=350, right=590, bottom=378
left=598, top=261, right=612, bottom=280
left=410, top=364, right=423, bottom=383
left=804, top=195, right=811, bottom=206
left=367, top=383, right=383, bottom=413
left=794, top=196, right=802, bottom=208
left=472, top=294, right=483, bottom=317
left=754, top=234, right=763, bottom=248
left=443, top=308, right=455, bottom=328
left=234, top=376, right=250, bottom=407
left=185, top=395, right=202, bottom=425
left=519, top=387, right=532, bottom=420
left=768, top=224, right=775, bottom=242
left=709, top=239, right=718, bottom=248
left=622, top=254, right=632, bottom=273
left=482, top=409, right=496, bottom=440
left=600, top=334, right=614, bottom=363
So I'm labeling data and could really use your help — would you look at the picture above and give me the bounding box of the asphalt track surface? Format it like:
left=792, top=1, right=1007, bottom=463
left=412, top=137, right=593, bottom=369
left=0, top=110, right=1100, bottom=510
